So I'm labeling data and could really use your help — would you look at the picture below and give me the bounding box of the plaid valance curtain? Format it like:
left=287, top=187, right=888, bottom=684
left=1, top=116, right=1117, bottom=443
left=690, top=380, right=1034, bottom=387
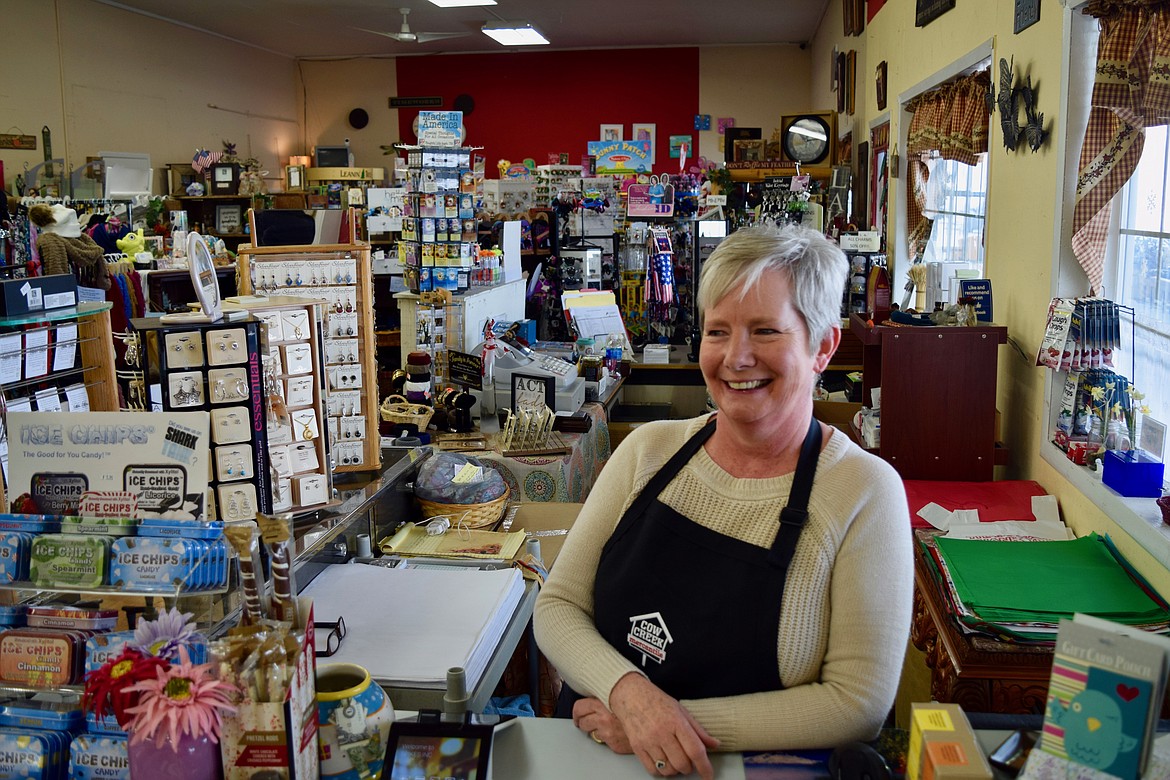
left=904, top=70, right=990, bottom=261
left=1074, top=0, right=1170, bottom=293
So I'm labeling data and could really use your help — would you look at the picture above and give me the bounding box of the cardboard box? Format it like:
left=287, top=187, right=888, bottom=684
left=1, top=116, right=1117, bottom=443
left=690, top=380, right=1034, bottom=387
left=907, top=703, right=991, bottom=780
left=0, top=274, right=77, bottom=316
left=506, top=502, right=582, bottom=568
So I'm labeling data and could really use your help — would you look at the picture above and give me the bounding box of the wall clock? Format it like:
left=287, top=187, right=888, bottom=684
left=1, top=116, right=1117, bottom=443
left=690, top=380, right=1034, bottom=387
left=782, top=115, right=832, bottom=165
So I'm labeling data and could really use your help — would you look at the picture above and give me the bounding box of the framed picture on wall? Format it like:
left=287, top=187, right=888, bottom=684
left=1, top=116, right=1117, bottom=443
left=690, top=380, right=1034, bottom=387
left=876, top=61, right=888, bottom=112
left=600, top=124, right=623, bottom=142
left=632, top=123, right=656, bottom=162
left=846, top=51, right=858, bottom=115
left=837, top=52, right=848, bottom=114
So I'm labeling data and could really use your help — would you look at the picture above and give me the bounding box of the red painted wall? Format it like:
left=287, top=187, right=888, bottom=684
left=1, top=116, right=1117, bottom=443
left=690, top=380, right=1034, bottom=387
left=396, top=48, right=700, bottom=176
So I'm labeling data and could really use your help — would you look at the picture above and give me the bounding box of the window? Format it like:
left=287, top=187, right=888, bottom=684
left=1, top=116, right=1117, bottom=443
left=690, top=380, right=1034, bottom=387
left=920, top=153, right=988, bottom=280
left=1111, top=125, right=1170, bottom=434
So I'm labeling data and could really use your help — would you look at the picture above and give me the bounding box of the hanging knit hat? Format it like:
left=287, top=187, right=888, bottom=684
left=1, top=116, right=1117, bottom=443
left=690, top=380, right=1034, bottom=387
left=29, top=203, right=82, bottom=238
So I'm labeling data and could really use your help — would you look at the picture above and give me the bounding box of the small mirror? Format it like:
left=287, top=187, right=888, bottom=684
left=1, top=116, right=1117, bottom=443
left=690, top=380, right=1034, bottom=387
left=159, top=232, right=222, bottom=323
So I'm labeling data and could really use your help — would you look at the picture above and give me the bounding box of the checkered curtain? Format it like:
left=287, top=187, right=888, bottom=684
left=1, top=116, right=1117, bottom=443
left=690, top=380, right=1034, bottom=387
left=904, top=70, right=990, bottom=261
left=1074, top=0, right=1170, bottom=293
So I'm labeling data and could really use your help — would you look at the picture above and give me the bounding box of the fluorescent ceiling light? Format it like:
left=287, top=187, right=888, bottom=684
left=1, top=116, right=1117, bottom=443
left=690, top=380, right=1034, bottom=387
left=481, top=22, right=549, bottom=46
left=427, top=0, right=496, bottom=6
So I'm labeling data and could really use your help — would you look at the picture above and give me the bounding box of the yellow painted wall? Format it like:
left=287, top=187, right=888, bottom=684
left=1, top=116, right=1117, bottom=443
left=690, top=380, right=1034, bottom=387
left=298, top=58, right=399, bottom=173
left=811, top=0, right=1170, bottom=592
left=2, top=0, right=301, bottom=194
left=695, top=45, right=815, bottom=164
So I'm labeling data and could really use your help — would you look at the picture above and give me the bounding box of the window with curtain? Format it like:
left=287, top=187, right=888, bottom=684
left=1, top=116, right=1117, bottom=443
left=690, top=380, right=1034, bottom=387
left=1108, top=124, right=1170, bottom=441
left=904, top=68, right=991, bottom=308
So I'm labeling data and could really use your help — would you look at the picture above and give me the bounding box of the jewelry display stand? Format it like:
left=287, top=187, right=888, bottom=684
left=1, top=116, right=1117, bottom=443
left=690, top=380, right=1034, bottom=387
left=223, top=296, right=335, bottom=511
left=235, top=242, right=380, bottom=473
left=133, top=316, right=275, bottom=520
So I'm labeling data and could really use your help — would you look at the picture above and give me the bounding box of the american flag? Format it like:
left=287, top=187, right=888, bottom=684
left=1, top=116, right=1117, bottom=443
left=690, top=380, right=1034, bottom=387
left=192, top=148, right=223, bottom=174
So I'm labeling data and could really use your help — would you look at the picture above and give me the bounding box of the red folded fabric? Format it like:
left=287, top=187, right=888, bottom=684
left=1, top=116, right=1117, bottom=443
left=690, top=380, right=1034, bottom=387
left=903, top=480, right=1049, bottom=528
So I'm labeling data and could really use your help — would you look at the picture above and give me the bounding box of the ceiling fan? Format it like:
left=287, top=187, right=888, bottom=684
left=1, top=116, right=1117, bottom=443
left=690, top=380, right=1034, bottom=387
left=360, top=7, right=470, bottom=44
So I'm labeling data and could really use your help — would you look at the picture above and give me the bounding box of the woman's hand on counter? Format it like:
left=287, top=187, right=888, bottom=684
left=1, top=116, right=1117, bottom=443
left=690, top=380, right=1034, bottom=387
left=608, top=672, right=718, bottom=779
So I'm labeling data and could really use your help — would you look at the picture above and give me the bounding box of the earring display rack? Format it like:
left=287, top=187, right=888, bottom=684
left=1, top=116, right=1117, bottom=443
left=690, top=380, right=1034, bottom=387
left=133, top=317, right=274, bottom=520
left=222, top=296, right=334, bottom=512
left=0, top=302, right=120, bottom=510
left=235, top=243, right=380, bottom=473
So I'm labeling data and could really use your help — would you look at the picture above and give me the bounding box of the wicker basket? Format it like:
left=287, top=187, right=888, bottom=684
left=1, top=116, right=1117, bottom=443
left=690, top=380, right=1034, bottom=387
left=380, top=394, right=434, bottom=431
left=416, top=485, right=511, bottom=530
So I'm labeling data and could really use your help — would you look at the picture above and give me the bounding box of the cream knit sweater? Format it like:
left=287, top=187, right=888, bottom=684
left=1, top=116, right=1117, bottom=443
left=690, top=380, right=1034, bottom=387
left=533, top=415, right=914, bottom=752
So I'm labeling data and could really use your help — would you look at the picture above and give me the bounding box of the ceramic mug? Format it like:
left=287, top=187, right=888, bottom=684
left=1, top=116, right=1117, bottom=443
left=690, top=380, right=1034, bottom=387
left=317, top=663, right=395, bottom=780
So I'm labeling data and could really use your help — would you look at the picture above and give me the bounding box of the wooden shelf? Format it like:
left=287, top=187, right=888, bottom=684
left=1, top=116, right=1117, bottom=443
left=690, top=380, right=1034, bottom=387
left=375, top=329, right=401, bottom=348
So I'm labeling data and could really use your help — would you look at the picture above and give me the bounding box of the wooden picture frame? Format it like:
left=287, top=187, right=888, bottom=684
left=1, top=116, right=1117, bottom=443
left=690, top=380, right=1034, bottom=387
left=285, top=164, right=305, bottom=192
left=876, top=61, right=888, bottom=112
left=511, top=372, right=555, bottom=413
left=215, top=204, right=243, bottom=235
left=846, top=50, right=858, bottom=116
left=165, top=163, right=198, bottom=195
left=843, top=0, right=866, bottom=36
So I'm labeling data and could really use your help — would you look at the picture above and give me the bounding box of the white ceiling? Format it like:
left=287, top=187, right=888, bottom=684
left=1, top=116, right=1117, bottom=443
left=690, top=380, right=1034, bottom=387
left=94, top=0, right=831, bottom=59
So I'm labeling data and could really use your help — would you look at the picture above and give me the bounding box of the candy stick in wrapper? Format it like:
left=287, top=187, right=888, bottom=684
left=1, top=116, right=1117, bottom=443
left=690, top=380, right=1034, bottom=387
left=224, top=520, right=265, bottom=624
left=257, top=512, right=297, bottom=624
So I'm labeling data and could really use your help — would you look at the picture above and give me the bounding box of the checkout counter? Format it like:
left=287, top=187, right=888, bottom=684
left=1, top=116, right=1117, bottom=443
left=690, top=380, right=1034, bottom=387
left=290, top=446, right=539, bottom=713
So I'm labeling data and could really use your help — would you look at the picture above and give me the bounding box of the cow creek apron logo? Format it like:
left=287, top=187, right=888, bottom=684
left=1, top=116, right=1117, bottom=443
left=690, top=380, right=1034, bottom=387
left=627, top=612, right=673, bottom=666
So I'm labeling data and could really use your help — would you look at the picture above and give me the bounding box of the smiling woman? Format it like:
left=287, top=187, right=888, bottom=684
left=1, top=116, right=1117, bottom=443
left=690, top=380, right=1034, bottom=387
left=534, top=225, right=915, bottom=762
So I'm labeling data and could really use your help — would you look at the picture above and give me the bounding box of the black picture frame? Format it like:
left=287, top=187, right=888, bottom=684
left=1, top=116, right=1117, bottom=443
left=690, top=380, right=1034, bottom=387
left=915, top=0, right=956, bottom=27
left=215, top=204, right=243, bottom=235
left=1014, top=0, right=1040, bottom=34
left=511, top=372, right=555, bottom=412
left=210, top=162, right=240, bottom=195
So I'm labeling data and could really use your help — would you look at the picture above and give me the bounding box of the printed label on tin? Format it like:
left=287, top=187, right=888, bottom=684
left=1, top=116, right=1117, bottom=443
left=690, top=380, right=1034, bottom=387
left=30, top=471, right=88, bottom=514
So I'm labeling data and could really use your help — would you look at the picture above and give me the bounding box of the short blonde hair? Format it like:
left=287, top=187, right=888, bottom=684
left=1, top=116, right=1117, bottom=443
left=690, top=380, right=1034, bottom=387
left=697, top=224, right=847, bottom=353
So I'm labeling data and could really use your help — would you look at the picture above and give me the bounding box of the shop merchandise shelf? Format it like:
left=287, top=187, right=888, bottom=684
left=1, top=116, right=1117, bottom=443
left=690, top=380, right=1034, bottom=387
left=0, top=581, right=230, bottom=598
left=0, top=302, right=119, bottom=510
left=236, top=240, right=380, bottom=474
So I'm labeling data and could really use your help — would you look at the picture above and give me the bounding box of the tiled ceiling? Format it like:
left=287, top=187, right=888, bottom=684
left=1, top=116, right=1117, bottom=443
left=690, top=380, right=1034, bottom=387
left=94, top=0, right=830, bottom=59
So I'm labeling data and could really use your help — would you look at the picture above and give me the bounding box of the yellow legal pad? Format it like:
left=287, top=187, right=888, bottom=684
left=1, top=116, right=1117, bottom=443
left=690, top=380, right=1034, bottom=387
left=379, top=522, right=527, bottom=560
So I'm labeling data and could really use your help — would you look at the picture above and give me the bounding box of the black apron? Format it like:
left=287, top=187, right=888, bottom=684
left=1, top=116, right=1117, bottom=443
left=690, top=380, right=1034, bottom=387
left=554, top=415, right=822, bottom=717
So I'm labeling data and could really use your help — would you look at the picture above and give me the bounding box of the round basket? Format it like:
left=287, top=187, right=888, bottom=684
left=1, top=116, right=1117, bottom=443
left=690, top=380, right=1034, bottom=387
left=380, top=394, right=434, bottom=431
left=416, top=485, right=511, bottom=530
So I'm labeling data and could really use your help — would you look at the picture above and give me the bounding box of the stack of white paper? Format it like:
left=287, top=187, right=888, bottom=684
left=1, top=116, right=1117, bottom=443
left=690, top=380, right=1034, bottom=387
left=301, top=564, right=525, bottom=690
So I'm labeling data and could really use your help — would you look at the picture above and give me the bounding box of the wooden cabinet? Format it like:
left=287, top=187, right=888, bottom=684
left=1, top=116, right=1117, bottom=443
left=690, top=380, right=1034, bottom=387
left=849, top=313, right=1007, bottom=481
left=0, top=302, right=119, bottom=510
left=911, top=532, right=1052, bottom=713
left=169, top=195, right=257, bottom=251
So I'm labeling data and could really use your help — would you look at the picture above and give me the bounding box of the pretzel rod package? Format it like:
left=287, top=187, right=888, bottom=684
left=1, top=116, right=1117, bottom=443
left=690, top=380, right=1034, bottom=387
left=215, top=598, right=319, bottom=779
left=257, top=513, right=296, bottom=624
left=225, top=520, right=266, bottom=624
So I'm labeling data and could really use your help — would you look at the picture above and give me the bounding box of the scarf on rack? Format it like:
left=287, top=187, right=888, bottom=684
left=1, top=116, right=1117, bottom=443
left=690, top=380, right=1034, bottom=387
left=35, top=232, right=111, bottom=290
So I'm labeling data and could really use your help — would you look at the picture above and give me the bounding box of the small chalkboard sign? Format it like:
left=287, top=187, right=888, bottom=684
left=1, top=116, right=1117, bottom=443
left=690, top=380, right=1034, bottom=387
left=447, top=350, right=483, bottom=387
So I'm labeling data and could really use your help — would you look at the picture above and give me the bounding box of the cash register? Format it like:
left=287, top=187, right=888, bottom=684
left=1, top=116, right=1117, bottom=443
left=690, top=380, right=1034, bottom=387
left=490, top=350, right=585, bottom=414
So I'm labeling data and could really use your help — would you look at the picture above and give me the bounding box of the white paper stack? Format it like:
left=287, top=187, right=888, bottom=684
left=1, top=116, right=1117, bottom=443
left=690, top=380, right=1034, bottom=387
left=301, top=564, right=525, bottom=690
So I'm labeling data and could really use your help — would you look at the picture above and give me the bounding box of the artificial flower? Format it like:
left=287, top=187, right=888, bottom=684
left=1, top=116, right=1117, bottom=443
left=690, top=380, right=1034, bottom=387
left=83, top=648, right=171, bottom=727
left=131, top=607, right=198, bottom=661
left=124, top=646, right=237, bottom=750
